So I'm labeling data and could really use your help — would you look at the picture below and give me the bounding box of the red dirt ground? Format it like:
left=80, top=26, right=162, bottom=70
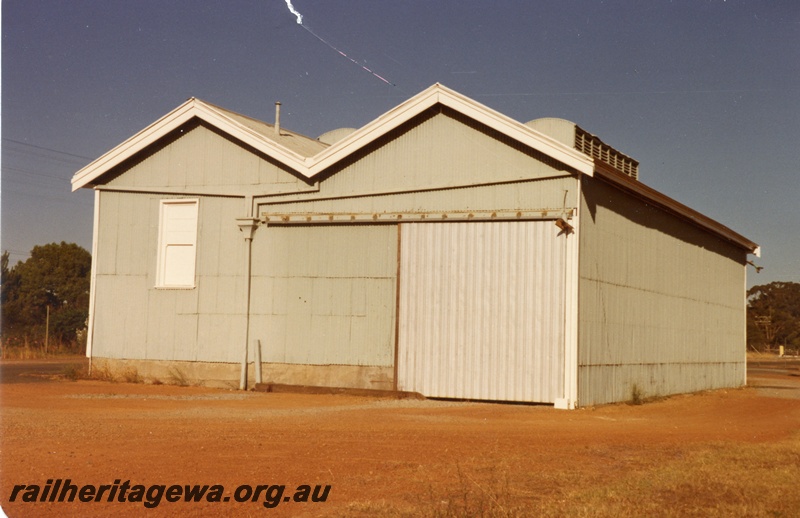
left=1, top=359, right=799, bottom=517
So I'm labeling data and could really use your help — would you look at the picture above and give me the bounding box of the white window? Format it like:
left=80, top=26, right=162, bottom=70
left=156, top=199, right=199, bottom=288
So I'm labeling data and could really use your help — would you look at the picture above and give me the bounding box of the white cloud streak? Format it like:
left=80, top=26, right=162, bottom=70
left=284, top=0, right=303, bottom=24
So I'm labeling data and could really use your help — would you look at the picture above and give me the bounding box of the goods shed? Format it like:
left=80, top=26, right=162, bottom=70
left=72, top=84, right=759, bottom=407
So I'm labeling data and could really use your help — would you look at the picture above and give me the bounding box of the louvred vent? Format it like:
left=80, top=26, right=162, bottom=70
left=574, top=126, right=639, bottom=180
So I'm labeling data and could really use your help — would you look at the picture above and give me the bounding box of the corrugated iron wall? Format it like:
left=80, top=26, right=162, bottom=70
left=93, top=112, right=579, bottom=372
left=104, top=121, right=309, bottom=193
left=248, top=224, right=397, bottom=367
left=93, top=190, right=247, bottom=363
left=578, top=177, right=747, bottom=406
left=397, top=221, right=567, bottom=403
left=268, top=109, right=576, bottom=203
left=92, top=121, right=321, bottom=365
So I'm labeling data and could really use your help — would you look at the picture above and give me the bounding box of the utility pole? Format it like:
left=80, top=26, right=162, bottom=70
left=45, top=305, right=50, bottom=354
left=754, top=314, right=775, bottom=352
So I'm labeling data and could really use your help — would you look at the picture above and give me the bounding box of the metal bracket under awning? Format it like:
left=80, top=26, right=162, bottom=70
left=261, top=209, right=576, bottom=225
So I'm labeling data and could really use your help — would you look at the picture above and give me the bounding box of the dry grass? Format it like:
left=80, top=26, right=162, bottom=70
left=341, top=500, right=417, bottom=517
left=0, top=337, right=82, bottom=360
left=746, top=351, right=783, bottom=360
left=427, top=465, right=525, bottom=518
left=61, top=363, right=88, bottom=381
left=64, top=363, right=144, bottom=384
left=629, top=383, right=644, bottom=405
left=88, top=362, right=116, bottom=382
left=538, top=434, right=800, bottom=517
left=167, top=366, right=190, bottom=386
left=526, top=438, right=799, bottom=517
left=341, top=434, right=800, bottom=517
left=119, top=366, right=143, bottom=384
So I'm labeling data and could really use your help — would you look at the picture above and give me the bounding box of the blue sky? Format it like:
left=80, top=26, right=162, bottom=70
left=2, top=0, right=798, bottom=287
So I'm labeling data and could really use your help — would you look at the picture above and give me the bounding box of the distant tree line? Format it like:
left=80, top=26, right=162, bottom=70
left=1, top=242, right=91, bottom=349
left=747, top=281, right=800, bottom=353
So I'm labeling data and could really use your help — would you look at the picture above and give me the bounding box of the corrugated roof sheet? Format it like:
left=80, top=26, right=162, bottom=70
left=202, top=101, right=329, bottom=158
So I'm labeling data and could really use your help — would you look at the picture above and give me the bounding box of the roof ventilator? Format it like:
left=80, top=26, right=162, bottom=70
left=574, top=126, right=639, bottom=180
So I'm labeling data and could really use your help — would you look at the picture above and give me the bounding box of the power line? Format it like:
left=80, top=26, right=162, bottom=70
left=2, top=165, right=68, bottom=181
left=4, top=148, right=89, bottom=170
left=2, top=176, right=70, bottom=191
left=1, top=188, right=93, bottom=208
left=3, top=138, right=94, bottom=161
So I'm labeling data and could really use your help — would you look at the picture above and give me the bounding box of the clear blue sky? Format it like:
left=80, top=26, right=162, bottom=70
left=2, top=0, right=798, bottom=287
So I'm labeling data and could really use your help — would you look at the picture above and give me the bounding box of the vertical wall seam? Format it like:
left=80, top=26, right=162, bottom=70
left=393, top=223, right=402, bottom=391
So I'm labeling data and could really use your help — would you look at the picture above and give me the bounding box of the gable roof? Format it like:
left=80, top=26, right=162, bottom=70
left=69, top=84, right=758, bottom=256
left=70, top=83, right=594, bottom=191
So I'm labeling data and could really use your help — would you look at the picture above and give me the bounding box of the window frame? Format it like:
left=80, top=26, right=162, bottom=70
left=155, top=198, right=199, bottom=289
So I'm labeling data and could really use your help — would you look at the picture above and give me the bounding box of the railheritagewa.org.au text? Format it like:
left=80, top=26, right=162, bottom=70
left=9, top=479, right=331, bottom=509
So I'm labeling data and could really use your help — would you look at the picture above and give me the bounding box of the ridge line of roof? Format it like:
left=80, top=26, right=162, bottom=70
left=197, top=98, right=326, bottom=145
left=191, top=100, right=313, bottom=164
left=71, top=84, right=595, bottom=191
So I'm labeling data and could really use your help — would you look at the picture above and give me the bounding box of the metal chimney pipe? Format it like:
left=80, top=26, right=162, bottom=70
left=274, top=102, right=281, bottom=136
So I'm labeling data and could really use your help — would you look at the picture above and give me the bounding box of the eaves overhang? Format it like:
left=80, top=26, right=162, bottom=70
left=593, top=161, right=760, bottom=257
left=70, top=98, right=310, bottom=192
left=307, top=83, right=594, bottom=178
left=71, top=84, right=594, bottom=192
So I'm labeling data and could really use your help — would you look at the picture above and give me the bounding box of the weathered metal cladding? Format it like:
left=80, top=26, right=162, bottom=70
left=271, top=110, right=576, bottom=202
left=92, top=190, right=247, bottom=363
left=578, top=177, right=747, bottom=406
left=103, top=122, right=308, bottom=193
left=397, top=221, right=567, bottom=403
left=248, top=224, right=397, bottom=367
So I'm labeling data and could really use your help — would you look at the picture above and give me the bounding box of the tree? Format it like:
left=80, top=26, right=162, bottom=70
left=1, top=251, right=22, bottom=331
left=1, top=243, right=91, bottom=343
left=747, top=281, right=800, bottom=353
